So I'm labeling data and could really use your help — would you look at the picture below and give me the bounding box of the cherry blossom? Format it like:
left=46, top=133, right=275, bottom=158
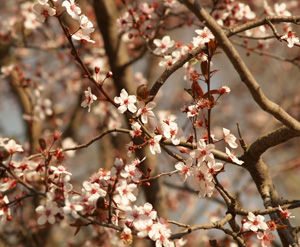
left=175, top=158, right=192, bottom=181
left=35, top=201, right=60, bottom=225
left=79, top=15, right=95, bottom=34
left=257, top=230, right=274, bottom=247
left=192, top=27, right=214, bottom=47
left=191, top=165, right=215, bottom=198
left=278, top=205, right=295, bottom=219
left=62, top=0, right=81, bottom=20
left=153, top=36, right=175, bottom=55
left=190, top=139, right=215, bottom=163
left=274, top=3, right=291, bottom=17
left=0, top=196, right=11, bottom=223
left=33, top=2, right=56, bottom=23
left=225, top=147, right=244, bottom=165
left=130, top=122, right=142, bottom=138
left=136, top=101, right=156, bottom=124
left=81, top=87, right=97, bottom=112
left=72, top=30, right=95, bottom=43
left=114, top=180, right=137, bottom=206
left=2, top=139, right=24, bottom=154
left=149, top=135, right=162, bottom=155
left=63, top=195, right=83, bottom=219
left=281, top=31, right=299, bottom=48
left=223, top=128, right=238, bottom=149
left=114, top=89, right=137, bottom=114
left=243, top=212, right=268, bottom=232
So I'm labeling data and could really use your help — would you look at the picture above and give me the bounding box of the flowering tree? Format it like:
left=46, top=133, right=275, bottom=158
left=0, top=0, right=300, bottom=246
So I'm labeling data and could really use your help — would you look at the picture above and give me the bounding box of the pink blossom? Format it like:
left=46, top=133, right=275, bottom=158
left=81, top=87, right=97, bottom=112
left=137, top=101, right=156, bottom=124
left=149, top=135, right=162, bottom=155
left=35, top=201, right=60, bottom=225
left=114, top=89, right=137, bottom=114
left=62, top=0, right=81, bottom=20
left=281, top=31, right=299, bottom=48
left=175, top=158, right=192, bottom=181
left=223, top=128, right=238, bottom=149
left=225, top=147, right=244, bottom=165
left=33, top=2, right=56, bottom=23
left=243, top=212, right=268, bottom=232
left=153, top=36, right=175, bottom=55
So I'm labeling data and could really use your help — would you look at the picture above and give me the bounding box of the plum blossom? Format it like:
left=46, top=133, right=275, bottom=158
left=175, top=158, right=192, bottom=181
left=35, top=201, right=60, bottom=225
left=130, top=122, right=142, bottom=138
left=223, top=128, right=238, bottom=148
left=79, top=15, right=95, bottom=34
left=149, top=135, right=162, bottom=155
left=192, top=27, right=214, bottom=47
left=153, top=36, right=175, bottom=55
left=148, top=221, right=174, bottom=247
left=120, top=227, right=133, bottom=244
left=2, top=139, right=24, bottom=154
left=225, top=147, right=244, bottom=165
left=0, top=196, right=11, bottom=223
left=82, top=181, right=106, bottom=204
left=257, top=230, right=274, bottom=247
left=207, top=160, right=223, bottom=175
left=114, top=180, right=137, bottom=206
left=72, top=30, right=95, bottom=43
left=190, top=139, right=215, bottom=163
left=81, top=87, right=97, bottom=112
left=62, top=0, right=81, bottom=20
left=114, top=89, right=137, bottom=114
left=33, top=2, right=56, bottom=23
left=121, top=161, right=142, bottom=183
left=136, top=101, right=156, bottom=124
left=274, top=3, right=291, bottom=17
left=281, top=31, right=299, bottom=48
left=191, top=165, right=215, bottom=198
left=278, top=205, right=295, bottom=219
left=63, top=195, right=83, bottom=219
left=243, top=212, right=268, bottom=232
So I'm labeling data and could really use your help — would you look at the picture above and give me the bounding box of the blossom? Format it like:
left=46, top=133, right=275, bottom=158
left=192, top=27, right=214, bottom=47
left=81, top=87, right=97, bottom=112
left=153, top=36, right=175, bottom=55
left=35, top=201, right=60, bottom=225
left=223, top=128, right=238, bottom=148
left=120, top=227, right=133, bottom=244
left=225, top=147, right=244, bottom=165
left=121, top=162, right=142, bottom=183
left=158, top=55, right=175, bottom=68
left=207, top=160, right=223, bottom=175
left=274, top=3, right=291, bottom=17
left=62, top=0, right=81, bottom=20
left=33, top=2, right=56, bottom=23
left=114, top=181, right=137, bottom=206
left=130, top=122, right=142, bottom=138
left=243, top=212, right=268, bottom=232
left=63, top=195, right=83, bottom=219
left=281, top=31, right=299, bottom=48
left=136, top=101, right=156, bottom=124
left=79, top=15, right=95, bottom=34
left=190, top=139, right=215, bottom=163
left=0, top=196, right=11, bottom=223
left=82, top=181, right=106, bottom=204
left=114, top=89, right=137, bottom=113
left=257, top=230, right=274, bottom=247
left=219, top=86, right=230, bottom=94
left=149, top=135, right=162, bottom=155
left=191, top=165, right=214, bottom=198
left=175, top=158, right=192, bottom=181
left=278, top=205, right=295, bottom=219
left=72, top=30, right=95, bottom=43
left=3, top=139, right=24, bottom=154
